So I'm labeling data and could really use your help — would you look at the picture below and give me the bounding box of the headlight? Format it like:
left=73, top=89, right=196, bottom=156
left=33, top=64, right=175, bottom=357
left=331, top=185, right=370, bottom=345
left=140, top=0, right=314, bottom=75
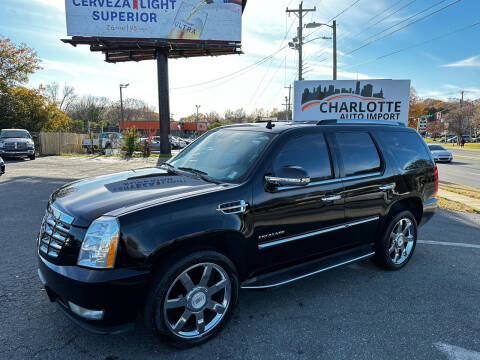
left=0, top=142, right=4, bottom=148
left=27, top=142, right=34, bottom=149
left=77, top=216, right=120, bottom=269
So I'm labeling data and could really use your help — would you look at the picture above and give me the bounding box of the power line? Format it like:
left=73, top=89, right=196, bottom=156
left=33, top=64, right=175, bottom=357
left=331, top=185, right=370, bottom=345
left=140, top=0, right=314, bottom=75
left=171, top=17, right=296, bottom=91
left=342, top=21, right=480, bottom=69
left=343, top=0, right=463, bottom=57
left=362, top=0, right=450, bottom=42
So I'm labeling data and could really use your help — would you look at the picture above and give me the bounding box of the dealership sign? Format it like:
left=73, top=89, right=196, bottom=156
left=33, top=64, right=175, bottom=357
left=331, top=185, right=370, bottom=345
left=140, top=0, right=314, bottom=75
left=65, top=0, right=242, bottom=42
left=294, top=80, right=411, bottom=125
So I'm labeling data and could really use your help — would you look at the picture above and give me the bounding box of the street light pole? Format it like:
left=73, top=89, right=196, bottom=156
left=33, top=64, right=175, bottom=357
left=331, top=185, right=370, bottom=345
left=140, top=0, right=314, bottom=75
left=119, top=83, right=129, bottom=131
left=333, top=20, right=337, bottom=80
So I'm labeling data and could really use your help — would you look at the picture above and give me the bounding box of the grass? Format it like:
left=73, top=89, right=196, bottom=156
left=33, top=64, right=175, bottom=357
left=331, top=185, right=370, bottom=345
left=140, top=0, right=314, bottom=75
left=439, top=143, right=480, bottom=150
left=438, top=197, right=480, bottom=214
left=439, top=183, right=480, bottom=200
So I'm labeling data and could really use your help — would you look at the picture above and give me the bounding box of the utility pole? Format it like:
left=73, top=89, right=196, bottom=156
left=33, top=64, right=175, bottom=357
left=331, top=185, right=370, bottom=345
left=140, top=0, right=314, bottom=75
left=195, top=105, right=201, bottom=135
left=333, top=20, right=337, bottom=80
left=287, top=2, right=316, bottom=81
left=460, top=90, right=464, bottom=108
left=119, top=83, right=129, bottom=131
left=284, top=85, right=292, bottom=120
left=282, top=96, right=289, bottom=121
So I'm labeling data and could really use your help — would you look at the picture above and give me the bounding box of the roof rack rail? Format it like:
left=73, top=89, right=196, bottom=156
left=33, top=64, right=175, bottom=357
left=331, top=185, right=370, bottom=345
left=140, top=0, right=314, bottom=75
left=316, top=119, right=405, bottom=127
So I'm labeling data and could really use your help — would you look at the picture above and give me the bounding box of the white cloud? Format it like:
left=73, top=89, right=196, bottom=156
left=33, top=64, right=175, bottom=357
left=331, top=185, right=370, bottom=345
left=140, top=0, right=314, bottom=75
left=443, top=55, right=480, bottom=68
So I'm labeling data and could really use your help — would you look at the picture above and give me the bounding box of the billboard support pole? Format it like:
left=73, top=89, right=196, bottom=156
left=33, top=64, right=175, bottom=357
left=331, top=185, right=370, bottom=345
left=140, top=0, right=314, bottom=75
left=156, top=49, right=171, bottom=156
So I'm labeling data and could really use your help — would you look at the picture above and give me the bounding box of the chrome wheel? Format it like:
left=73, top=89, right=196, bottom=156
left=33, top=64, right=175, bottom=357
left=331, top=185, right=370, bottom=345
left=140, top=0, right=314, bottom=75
left=163, top=263, right=231, bottom=339
left=388, top=218, right=415, bottom=265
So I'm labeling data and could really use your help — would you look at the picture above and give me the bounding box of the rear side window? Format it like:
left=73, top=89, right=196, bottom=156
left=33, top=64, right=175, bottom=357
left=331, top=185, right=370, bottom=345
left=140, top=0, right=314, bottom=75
left=377, top=131, right=433, bottom=171
left=335, top=132, right=381, bottom=177
left=273, top=134, right=333, bottom=181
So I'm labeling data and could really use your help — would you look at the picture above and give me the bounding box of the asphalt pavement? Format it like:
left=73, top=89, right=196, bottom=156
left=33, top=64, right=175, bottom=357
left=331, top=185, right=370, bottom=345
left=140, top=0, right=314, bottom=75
left=435, top=148, right=480, bottom=188
left=1, top=157, right=480, bottom=359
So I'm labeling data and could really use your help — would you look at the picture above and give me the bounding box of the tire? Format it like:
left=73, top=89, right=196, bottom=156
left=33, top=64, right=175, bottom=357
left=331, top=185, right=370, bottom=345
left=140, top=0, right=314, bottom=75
left=144, top=250, right=239, bottom=348
left=29, top=154, right=35, bottom=160
left=373, top=210, right=417, bottom=271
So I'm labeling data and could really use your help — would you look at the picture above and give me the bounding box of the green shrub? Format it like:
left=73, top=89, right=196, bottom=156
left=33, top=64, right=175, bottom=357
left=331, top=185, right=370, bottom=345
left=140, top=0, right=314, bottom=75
left=122, top=127, right=139, bottom=157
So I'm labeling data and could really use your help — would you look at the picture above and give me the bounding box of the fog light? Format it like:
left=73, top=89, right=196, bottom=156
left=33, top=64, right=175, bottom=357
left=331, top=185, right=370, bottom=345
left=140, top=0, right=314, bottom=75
left=68, top=301, right=104, bottom=320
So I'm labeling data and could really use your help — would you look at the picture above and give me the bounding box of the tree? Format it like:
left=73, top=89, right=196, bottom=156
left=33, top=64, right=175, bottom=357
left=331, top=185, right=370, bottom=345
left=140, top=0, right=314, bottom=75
left=0, top=86, right=71, bottom=132
left=44, top=82, right=77, bottom=112
left=0, top=35, right=41, bottom=91
left=426, top=122, right=445, bottom=141
left=67, top=95, right=110, bottom=131
left=408, top=87, right=424, bottom=129
left=444, top=105, right=473, bottom=143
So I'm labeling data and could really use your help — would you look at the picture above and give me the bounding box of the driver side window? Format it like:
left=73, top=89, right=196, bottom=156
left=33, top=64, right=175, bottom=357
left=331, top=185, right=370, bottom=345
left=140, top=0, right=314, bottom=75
left=273, top=133, right=333, bottom=181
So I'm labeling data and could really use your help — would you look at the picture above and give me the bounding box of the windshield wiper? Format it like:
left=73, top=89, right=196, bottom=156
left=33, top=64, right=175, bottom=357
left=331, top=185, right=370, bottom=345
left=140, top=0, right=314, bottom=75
left=160, top=163, right=178, bottom=174
left=177, top=167, right=221, bottom=184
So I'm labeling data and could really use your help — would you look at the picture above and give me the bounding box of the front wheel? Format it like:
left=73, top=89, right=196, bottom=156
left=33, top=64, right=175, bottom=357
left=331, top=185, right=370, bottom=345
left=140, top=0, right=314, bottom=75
left=29, top=154, right=35, bottom=160
left=373, top=211, right=417, bottom=270
left=145, top=251, right=239, bottom=348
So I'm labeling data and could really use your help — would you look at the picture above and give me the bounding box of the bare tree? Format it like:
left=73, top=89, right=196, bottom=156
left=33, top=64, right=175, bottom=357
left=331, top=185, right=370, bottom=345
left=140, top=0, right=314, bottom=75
left=44, top=82, right=77, bottom=112
left=444, top=104, right=474, bottom=144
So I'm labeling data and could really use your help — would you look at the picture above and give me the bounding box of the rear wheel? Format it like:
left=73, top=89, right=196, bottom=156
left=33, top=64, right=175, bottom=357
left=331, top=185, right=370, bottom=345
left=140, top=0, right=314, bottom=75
left=373, top=211, right=417, bottom=270
left=145, top=251, right=239, bottom=348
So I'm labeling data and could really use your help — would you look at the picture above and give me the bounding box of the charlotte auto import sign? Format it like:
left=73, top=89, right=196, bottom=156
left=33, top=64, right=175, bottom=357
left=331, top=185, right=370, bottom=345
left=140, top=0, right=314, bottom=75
left=294, top=80, right=411, bottom=125
left=65, top=0, right=242, bottom=41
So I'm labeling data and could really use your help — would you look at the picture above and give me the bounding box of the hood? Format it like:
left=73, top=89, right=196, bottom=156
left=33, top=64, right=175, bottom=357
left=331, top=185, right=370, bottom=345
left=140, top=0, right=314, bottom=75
left=50, top=167, right=226, bottom=227
left=430, top=150, right=451, bottom=156
left=1, top=138, right=33, bottom=143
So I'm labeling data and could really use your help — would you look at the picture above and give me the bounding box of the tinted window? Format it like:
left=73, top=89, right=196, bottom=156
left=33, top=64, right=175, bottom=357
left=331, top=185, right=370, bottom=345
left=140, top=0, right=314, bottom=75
left=335, top=132, right=381, bottom=177
left=0, top=130, right=30, bottom=139
left=273, top=134, right=333, bottom=181
left=428, top=145, right=445, bottom=151
left=378, top=131, right=433, bottom=170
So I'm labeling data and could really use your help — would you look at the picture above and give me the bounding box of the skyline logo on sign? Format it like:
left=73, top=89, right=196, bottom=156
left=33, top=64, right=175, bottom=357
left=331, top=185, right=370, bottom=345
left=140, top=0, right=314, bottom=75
left=301, top=81, right=385, bottom=112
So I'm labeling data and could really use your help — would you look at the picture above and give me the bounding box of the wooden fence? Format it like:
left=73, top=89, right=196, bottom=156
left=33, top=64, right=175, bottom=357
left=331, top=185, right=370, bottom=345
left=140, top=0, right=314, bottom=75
left=37, top=132, right=87, bottom=155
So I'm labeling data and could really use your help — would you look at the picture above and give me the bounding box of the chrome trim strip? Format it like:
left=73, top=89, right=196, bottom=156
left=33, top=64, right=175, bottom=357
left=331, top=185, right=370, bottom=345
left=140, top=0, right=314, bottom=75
left=49, top=204, right=74, bottom=225
left=344, top=216, right=380, bottom=228
left=241, top=252, right=375, bottom=289
left=277, top=172, right=382, bottom=191
left=258, top=216, right=380, bottom=249
left=217, top=200, right=248, bottom=215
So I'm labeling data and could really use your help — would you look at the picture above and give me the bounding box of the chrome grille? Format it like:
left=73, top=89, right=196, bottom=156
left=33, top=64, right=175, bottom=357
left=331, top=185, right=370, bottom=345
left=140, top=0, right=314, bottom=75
left=38, top=205, right=74, bottom=258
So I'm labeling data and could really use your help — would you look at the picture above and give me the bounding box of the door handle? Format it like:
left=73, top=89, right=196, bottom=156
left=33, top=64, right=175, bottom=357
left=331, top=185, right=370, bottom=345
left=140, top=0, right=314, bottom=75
left=321, top=195, right=342, bottom=202
left=379, top=184, right=395, bottom=192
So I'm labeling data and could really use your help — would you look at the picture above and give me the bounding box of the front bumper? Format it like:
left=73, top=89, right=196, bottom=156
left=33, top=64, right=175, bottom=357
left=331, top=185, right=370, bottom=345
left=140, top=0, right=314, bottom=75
left=38, top=254, right=150, bottom=334
left=0, top=149, right=34, bottom=157
left=434, top=156, right=452, bottom=162
left=420, top=198, right=438, bottom=226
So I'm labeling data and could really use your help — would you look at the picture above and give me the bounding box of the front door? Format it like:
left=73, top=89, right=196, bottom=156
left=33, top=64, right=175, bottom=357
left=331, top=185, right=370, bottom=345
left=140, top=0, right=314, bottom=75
left=250, top=131, right=347, bottom=272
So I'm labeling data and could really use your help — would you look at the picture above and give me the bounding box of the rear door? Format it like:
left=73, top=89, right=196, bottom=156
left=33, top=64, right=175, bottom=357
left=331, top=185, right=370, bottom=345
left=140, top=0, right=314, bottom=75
left=333, top=130, right=396, bottom=244
left=251, top=130, right=346, bottom=271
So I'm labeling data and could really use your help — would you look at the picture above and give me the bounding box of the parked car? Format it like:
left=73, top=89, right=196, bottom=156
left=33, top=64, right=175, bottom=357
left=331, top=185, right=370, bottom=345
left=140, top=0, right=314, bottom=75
left=428, top=144, right=453, bottom=163
left=0, top=156, right=5, bottom=175
left=147, top=136, right=188, bottom=152
left=82, top=132, right=122, bottom=153
left=0, top=129, right=35, bottom=160
left=37, top=120, right=437, bottom=347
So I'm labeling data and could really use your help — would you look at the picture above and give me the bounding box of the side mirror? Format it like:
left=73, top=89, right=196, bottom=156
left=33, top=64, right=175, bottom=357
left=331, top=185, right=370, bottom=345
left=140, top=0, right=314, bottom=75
left=265, top=166, right=310, bottom=188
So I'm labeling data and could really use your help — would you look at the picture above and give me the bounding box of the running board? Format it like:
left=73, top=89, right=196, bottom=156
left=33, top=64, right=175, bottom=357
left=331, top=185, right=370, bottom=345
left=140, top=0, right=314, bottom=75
left=241, top=246, right=375, bottom=289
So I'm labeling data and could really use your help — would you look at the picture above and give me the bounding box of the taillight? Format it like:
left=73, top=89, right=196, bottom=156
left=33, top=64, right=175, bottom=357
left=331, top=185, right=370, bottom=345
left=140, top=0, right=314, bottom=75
left=433, top=166, right=439, bottom=197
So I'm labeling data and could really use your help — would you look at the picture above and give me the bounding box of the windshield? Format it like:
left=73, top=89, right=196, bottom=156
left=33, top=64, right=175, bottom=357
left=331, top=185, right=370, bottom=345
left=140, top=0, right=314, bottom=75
left=167, top=129, right=273, bottom=183
left=428, top=145, right=445, bottom=151
left=0, top=130, right=30, bottom=139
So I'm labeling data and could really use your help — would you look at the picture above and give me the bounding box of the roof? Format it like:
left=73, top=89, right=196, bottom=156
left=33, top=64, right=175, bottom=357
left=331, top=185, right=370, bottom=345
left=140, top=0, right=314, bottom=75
left=219, top=120, right=410, bottom=134
left=1, top=129, right=30, bottom=132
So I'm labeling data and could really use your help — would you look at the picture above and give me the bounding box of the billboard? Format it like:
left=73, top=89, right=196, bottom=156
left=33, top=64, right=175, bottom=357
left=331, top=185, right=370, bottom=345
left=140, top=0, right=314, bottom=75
left=294, top=80, right=411, bottom=125
left=65, top=0, right=242, bottom=42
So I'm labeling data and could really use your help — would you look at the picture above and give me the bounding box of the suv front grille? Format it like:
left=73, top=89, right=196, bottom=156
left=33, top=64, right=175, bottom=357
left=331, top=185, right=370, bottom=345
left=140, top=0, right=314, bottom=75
left=38, top=205, right=74, bottom=258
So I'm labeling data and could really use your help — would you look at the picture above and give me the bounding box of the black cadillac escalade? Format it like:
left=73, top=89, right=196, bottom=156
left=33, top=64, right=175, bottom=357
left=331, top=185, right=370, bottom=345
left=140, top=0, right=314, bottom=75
left=37, top=120, right=438, bottom=347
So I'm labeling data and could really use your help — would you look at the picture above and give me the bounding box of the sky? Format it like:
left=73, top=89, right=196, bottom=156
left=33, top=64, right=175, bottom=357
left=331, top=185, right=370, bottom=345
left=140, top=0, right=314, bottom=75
left=1, top=0, right=480, bottom=119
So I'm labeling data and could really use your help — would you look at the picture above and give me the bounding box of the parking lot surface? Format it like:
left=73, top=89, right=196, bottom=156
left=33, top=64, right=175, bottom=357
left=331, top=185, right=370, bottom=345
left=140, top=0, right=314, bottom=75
left=1, top=157, right=480, bottom=359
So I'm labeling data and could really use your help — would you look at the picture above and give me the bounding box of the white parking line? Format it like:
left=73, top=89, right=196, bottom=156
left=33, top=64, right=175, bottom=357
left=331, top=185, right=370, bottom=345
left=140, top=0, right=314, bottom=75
left=418, top=240, right=480, bottom=249
left=435, top=342, right=480, bottom=360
